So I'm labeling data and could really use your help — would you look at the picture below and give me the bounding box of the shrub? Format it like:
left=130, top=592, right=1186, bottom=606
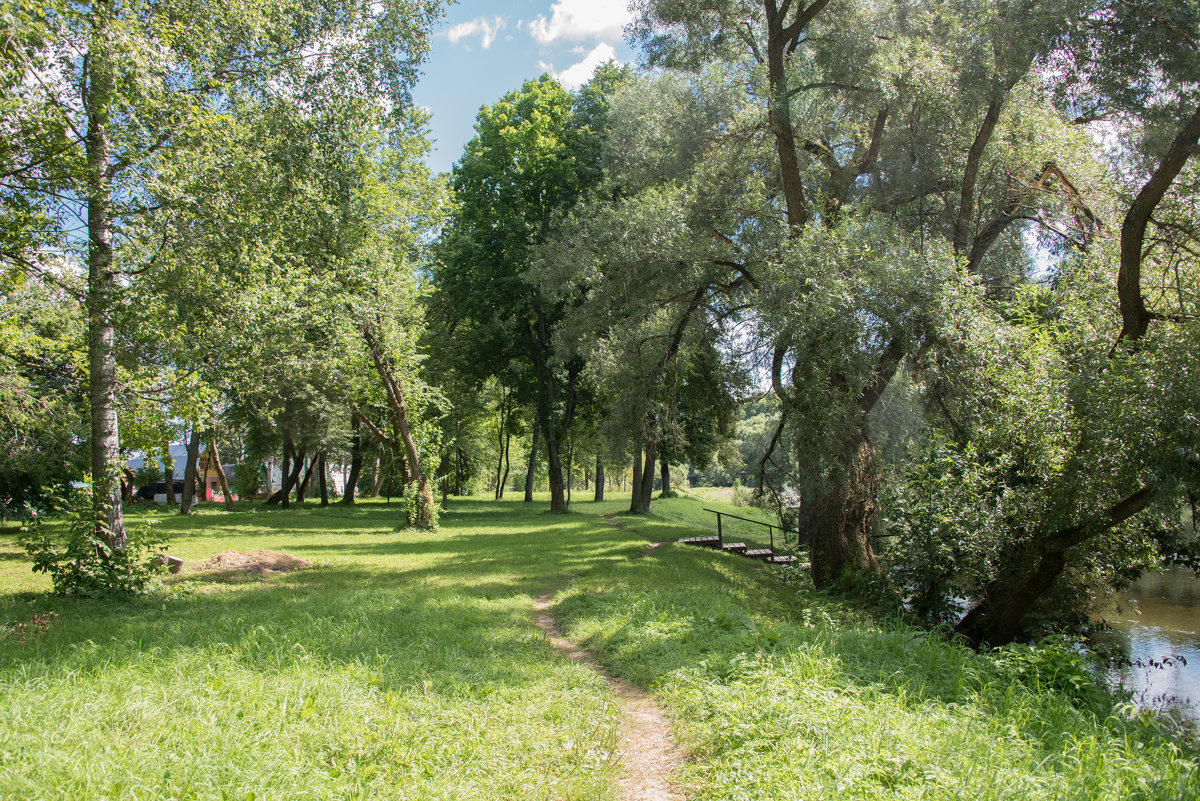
left=232, top=462, right=262, bottom=498
left=19, top=486, right=169, bottom=597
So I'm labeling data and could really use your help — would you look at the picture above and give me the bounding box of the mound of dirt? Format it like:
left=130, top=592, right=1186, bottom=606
left=191, top=550, right=312, bottom=575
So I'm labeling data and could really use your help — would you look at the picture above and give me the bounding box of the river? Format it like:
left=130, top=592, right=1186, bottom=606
left=1096, top=566, right=1200, bottom=725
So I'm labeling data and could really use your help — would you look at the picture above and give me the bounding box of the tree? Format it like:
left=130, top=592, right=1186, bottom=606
left=630, top=0, right=1096, bottom=587
left=433, top=75, right=609, bottom=512
left=943, top=0, right=1200, bottom=645
left=1, top=0, right=443, bottom=550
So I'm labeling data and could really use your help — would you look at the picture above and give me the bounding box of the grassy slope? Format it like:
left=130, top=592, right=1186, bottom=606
left=0, top=493, right=1196, bottom=800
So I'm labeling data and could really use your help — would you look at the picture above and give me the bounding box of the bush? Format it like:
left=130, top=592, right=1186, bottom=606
left=134, top=460, right=163, bottom=487
left=232, top=462, right=262, bottom=498
left=19, top=486, right=169, bottom=597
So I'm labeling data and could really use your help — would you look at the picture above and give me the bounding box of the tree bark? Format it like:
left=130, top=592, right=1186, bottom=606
left=369, top=455, right=383, bottom=497
left=84, top=14, right=125, bottom=550
left=630, top=447, right=643, bottom=513
left=121, top=466, right=135, bottom=505
left=295, top=452, right=318, bottom=503
left=361, top=320, right=433, bottom=527
left=535, top=350, right=567, bottom=512
left=495, top=397, right=507, bottom=499
left=806, top=426, right=883, bottom=588
left=660, top=455, right=671, bottom=497
left=209, top=438, right=235, bottom=511
left=956, top=485, right=1157, bottom=647
left=594, top=453, right=604, bottom=502
left=638, top=441, right=657, bottom=512
left=953, top=98, right=1005, bottom=259
left=342, top=413, right=363, bottom=505
left=1118, top=103, right=1200, bottom=343
left=163, top=446, right=176, bottom=505
left=180, top=430, right=201, bottom=515
left=268, top=439, right=304, bottom=506
left=498, top=427, right=511, bottom=500
left=319, top=454, right=329, bottom=506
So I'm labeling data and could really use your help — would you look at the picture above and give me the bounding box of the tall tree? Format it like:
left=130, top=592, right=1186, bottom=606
left=1, top=0, right=443, bottom=550
left=433, top=74, right=611, bottom=512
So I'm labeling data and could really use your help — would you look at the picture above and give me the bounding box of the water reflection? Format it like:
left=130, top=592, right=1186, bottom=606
left=1097, top=566, right=1200, bottom=723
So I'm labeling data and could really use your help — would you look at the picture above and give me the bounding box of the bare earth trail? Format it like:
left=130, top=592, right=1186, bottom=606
left=531, top=513, right=682, bottom=801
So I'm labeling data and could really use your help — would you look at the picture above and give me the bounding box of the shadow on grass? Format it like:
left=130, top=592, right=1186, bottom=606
left=0, top=498, right=656, bottom=695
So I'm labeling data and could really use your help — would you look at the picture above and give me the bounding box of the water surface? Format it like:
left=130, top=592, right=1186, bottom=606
left=1097, top=567, right=1200, bottom=723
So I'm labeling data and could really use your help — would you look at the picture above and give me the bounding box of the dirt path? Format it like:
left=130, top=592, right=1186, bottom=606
left=533, top=592, right=685, bottom=801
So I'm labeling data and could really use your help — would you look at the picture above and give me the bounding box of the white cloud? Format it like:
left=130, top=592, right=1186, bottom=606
left=447, top=16, right=506, bottom=49
left=528, top=0, right=634, bottom=45
left=545, top=42, right=619, bottom=91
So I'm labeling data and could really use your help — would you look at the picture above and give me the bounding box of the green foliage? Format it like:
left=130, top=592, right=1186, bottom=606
left=231, top=463, right=262, bottom=500
left=396, top=481, right=438, bottom=531
left=0, top=273, right=87, bottom=514
left=988, top=638, right=1115, bottom=715
left=133, top=460, right=163, bottom=488
left=19, top=487, right=167, bottom=597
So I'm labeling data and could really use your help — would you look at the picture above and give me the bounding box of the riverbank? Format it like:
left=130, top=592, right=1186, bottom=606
left=1, top=495, right=1197, bottom=799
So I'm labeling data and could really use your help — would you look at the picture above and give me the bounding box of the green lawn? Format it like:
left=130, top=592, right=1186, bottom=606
left=1, top=493, right=1196, bottom=800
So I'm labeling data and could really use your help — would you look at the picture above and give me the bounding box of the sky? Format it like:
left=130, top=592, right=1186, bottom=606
left=410, top=0, right=639, bottom=175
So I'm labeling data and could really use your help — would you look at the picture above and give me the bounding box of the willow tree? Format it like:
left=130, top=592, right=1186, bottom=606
left=629, top=0, right=1088, bottom=586
left=1, top=0, right=443, bottom=549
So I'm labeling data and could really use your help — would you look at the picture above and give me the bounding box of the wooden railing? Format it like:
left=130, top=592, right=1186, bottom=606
left=703, top=508, right=803, bottom=553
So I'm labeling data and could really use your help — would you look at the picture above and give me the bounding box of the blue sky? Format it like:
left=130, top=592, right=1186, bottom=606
left=411, top=0, right=638, bottom=175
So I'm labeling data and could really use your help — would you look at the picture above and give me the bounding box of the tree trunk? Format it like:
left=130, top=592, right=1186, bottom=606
left=455, top=448, right=463, bottom=496
left=525, top=408, right=539, bottom=503
left=295, top=452, right=318, bottom=503
left=121, top=466, right=135, bottom=505
left=180, top=430, right=201, bottom=515
left=566, top=438, right=573, bottom=510
left=163, top=446, right=176, bottom=505
left=546, top=430, right=566, bottom=512
left=630, top=447, right=643, bottom=513
left=495, top=404, right=507, bottom=499
left=955, top=485, right=1157, bottom=647
left=276, top=447, right=291, bottom=505
left=498, top=428, right=511, bottom=500
left=319, top=454, right=329, bottom=506
left=806, top=427, right=882, bottom=588
left=955, top=544, right=1067, bottom=648
left=263, top=457, right=274, bottom=497
left=369, top=455, right=383, bottom=497
left=84, top=22, right=125, bottom=550
left=343, top=413, right=363, bottom=505
left=268, top=441, right=304, bottom=506
left=362, top=321, right=434, bottom=527
left=209, top=438, right=235, bottom=511
left=594, top=453, right=604, bottom=502
left=660, top=456, right=670, bottom=497
left=438, top=450, right=452, bottom=510
left=637, top=441, right=657, bottom=513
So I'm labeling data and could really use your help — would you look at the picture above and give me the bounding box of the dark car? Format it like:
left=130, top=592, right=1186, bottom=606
left=136, top=480, right=186, bottom=501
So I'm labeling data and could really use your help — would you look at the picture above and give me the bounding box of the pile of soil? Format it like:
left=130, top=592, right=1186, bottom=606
left=191, top=550, right=312, bottom=575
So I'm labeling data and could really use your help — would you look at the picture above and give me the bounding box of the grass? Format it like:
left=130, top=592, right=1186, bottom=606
left=1, top=492, right=1197, bottom=800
